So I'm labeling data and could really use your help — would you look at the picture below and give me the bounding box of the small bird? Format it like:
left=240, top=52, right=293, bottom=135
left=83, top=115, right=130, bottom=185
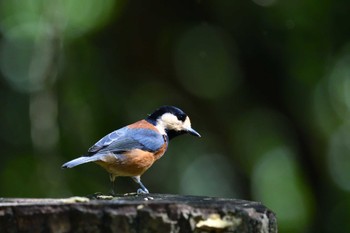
left=62, top=106, right=200, bottom=194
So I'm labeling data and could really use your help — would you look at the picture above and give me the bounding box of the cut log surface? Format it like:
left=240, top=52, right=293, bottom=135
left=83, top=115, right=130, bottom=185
left=0, top=194, right=277, bottom=233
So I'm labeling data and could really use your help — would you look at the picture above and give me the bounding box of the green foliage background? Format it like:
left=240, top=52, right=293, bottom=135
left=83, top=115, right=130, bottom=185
left=1, top=1, right=350, bottom=232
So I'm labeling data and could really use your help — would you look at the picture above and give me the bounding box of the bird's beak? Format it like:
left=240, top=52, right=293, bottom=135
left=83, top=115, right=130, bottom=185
left=187, top=128, right=201, bottom=137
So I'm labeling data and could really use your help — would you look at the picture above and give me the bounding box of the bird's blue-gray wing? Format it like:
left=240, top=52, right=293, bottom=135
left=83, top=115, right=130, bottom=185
left=88, top=127, right=128, bottom=153
left=88, top=127, right=165, bottom=154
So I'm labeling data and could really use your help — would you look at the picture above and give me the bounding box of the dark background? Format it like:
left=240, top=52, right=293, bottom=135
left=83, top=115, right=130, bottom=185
left=1, top=0, right=350, bottom=232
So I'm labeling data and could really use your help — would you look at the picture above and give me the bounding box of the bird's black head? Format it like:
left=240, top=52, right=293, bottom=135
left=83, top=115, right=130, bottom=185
left=146, top=106, right=201, bottom=139
left=147, top=106, right=187, bottom=122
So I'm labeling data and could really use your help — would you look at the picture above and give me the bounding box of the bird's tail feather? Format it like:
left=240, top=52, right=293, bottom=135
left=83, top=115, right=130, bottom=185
left=61, top=155, right=99, bottom=169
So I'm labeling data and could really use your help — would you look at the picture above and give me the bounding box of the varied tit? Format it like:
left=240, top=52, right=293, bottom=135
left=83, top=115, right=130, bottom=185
left=62, top=106, right=201, bottom=194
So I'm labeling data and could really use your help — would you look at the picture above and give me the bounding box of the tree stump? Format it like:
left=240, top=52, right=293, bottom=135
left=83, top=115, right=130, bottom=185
left=0, top=194, right=277, bottom=233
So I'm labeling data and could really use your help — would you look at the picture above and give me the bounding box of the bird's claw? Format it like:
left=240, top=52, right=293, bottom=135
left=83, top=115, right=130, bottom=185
left=137, top=188, right=149, bottom=194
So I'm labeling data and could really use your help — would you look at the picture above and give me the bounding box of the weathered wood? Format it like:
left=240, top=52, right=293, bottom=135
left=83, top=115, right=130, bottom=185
left=0, top=194, right=277, bottom=233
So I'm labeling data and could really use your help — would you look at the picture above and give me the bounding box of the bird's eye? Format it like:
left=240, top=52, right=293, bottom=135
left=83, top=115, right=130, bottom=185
left=177, top=114, right=187, bottom=122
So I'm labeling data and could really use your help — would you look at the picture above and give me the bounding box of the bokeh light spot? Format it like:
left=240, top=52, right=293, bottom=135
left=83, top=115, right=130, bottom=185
left=327, top=44, right=350, bottom=120
left=0, top=0, right=119, bottom=39
left=0, top=36, right=50, bottom=93
left=252, top=147, right=313, bottom=233
left=328, top=124, right=350, bottom=191
left=59, top=0, right=118, bottom=38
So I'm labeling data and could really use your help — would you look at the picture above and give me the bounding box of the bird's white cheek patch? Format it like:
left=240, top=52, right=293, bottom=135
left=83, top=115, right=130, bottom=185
left=161, top=113, right=180, bottom=125
left=183, top=117, right=192, bottom=130
left=158, top=113, right=182, bottom=130
left=157, top=113, right=192, bottom=132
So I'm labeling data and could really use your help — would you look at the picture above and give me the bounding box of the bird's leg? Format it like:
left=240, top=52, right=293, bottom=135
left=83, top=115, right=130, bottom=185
left=132, top=176, right=149, bottom=194
left=109, top=174, right=116, bottom=196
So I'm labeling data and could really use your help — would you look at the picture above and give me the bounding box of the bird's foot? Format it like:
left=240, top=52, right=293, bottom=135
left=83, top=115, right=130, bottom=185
left=137, top=188, right=149, bottom=194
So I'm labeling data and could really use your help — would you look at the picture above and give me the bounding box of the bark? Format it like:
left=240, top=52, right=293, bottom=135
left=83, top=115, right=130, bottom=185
left=0, top=194, right=277, bottom=233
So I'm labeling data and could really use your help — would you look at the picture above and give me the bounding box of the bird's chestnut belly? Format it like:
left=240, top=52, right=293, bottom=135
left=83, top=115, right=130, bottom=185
left=95, top=150, right=156, bottom=177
